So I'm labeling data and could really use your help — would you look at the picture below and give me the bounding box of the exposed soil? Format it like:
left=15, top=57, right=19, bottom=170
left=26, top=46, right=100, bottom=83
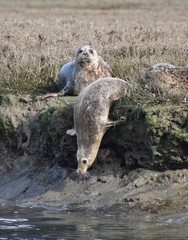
left=0, top=94, right=188, bottom=223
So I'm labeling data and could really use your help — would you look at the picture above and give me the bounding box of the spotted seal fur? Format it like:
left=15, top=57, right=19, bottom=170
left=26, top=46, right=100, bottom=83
left=139, top=63, right=188, bottom=101
left=67, top=77, right=131, bottom=175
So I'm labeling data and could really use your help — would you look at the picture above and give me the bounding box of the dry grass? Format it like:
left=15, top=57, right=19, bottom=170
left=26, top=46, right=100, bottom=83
left=0, top=0, right=188, bottom=94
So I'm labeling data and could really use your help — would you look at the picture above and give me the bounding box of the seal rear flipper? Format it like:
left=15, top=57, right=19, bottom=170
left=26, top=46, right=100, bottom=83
left=66, top=128, right=76, bottom=136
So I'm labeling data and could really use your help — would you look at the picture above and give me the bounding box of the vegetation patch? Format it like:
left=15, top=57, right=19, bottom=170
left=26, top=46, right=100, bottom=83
left=172, top=131, right=188, bottom=143
left=0, top=0, right=188, bottom=98
left=0, top=116, right=14, bottom=135
left=39, top=107, right=62, bottom=130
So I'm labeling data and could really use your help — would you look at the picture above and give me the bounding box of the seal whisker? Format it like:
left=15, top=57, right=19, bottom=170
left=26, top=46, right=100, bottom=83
left=84, top=171, right=91, bottom=179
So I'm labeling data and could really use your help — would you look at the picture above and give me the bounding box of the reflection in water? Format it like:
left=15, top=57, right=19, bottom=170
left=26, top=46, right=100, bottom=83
left=0, top=207, right=188, bottom=239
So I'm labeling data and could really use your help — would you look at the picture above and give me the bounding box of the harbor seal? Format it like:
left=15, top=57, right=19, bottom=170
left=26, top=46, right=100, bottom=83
left=67, top=77, right=131, bottom=175
left=139, top=63, right=188, bottom=101
left=38, top=45, right=111, bottom=100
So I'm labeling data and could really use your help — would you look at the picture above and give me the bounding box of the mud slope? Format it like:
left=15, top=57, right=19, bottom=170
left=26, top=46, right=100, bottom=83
left=0, top=94, right=188, bottom=221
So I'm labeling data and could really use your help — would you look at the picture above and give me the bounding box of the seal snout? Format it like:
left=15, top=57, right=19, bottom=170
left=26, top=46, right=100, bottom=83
left=76, top=168, right=86, bottom=174
left=80, top=52, right=91, bottom=61
left=77, top=157, right=90, bottom=175
left=82, top=52, right=89, bottom=56
left=76, top=168, right=91, bottom=179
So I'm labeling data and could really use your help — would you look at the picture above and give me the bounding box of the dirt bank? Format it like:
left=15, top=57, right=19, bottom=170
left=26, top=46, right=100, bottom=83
left=0, top=94, right=188, bottom=222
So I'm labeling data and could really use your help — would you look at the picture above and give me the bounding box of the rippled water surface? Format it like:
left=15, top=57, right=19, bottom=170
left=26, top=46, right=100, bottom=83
left=0, top=207, right=188, bottom=240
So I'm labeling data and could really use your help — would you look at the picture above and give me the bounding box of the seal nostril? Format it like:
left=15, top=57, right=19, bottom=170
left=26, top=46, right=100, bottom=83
left=82, top=160, right=87, bottom=164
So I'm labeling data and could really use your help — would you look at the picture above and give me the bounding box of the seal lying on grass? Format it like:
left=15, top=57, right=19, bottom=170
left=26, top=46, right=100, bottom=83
left=67, top=77, right=131, bottom=176
left=38, top=45, right=111, bottom=100
left=139, top=63, right=188, bottom=101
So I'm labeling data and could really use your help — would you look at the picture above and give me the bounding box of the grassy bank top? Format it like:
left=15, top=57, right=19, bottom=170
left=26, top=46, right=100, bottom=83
left=0, top=0, right=187, bottom=94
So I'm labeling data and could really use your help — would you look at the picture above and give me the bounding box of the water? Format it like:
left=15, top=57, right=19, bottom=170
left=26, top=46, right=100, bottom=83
left=0, top=207, right=188, bottom=240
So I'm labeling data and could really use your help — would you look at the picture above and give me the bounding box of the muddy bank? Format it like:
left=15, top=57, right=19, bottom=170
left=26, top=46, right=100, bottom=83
left=0, top=94, right=188, bottom=222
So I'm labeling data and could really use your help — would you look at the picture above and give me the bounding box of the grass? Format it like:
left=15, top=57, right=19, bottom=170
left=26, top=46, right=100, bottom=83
left=0, top=0, right=188, bottom=95
left=0, top=116, right=13, bottom=135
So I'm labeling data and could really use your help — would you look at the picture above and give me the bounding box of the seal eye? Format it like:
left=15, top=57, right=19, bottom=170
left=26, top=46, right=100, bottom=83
left=78, top=49, right=83, bottom=54
left=89, top=49, right=93, bottom=54
left=82, top=159, right=87, bottom=164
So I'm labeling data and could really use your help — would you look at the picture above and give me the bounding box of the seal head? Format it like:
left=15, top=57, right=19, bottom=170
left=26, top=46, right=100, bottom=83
left=75, top=45, right=99, bottom=67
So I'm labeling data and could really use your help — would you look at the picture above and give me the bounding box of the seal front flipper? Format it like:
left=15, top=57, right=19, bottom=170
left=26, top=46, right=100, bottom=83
left=104, top=117, right=127, bottom=128
left=66, top=129, right=76, bottom=136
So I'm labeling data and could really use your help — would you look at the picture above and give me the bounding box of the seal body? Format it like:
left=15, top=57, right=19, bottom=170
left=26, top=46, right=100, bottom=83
left=139, top=63, right=188, bottom=100
left=58, top=45, right=111, bottom=95
left=58, top=61, right=75, bottom=92
left=72, top=77, right=130, bottom=175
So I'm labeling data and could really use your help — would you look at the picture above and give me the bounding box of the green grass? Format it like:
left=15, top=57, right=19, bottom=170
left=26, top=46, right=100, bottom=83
left=0, top=116, right=13, bottom=135
left=0, top=0, right=187, bottom=95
